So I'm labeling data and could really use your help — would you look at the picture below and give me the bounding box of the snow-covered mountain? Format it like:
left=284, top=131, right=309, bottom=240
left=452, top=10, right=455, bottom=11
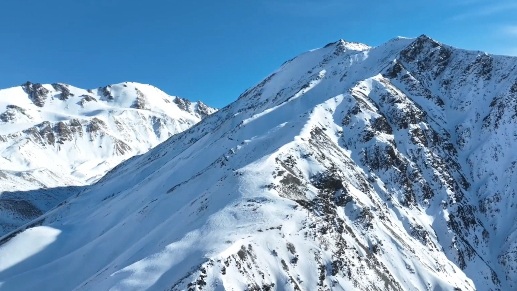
left=1, top=35, right=516, bottom=291
left=0, top=82, right=216, bottom=235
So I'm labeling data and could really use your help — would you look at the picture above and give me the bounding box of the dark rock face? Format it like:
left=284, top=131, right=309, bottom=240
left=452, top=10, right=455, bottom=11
left=39, top=122, right=55, bottom=145
left=87, top=117, right=107, bottom=133
left=0, top=105, right=29, bottom=122
left=195, top=101, right=213, bottom=119
left=14, top=117, right=134, bottom=156
left=69, top=119, right=83, bottom=136
left=99, top=85, right=114, bottom=100
left=56, top=122, right=73, bottom=143
left=0, top=110, right=13, bottom=123
left=399, top=35, right=453, bottom=80
left=79, top=94, right=97, bottom=107
left=114, top=140, right=131, bottom=155
left=174, top=97, right=192, bottom=112
left=173, top=97, right=214, bottom=119
left=384, top=61, right=404, bottom=79
left=131, top=88, right=149, bottom=109
left=22, top=81, right=50, bottom=107
left=51, top=83, right=74, bottom=100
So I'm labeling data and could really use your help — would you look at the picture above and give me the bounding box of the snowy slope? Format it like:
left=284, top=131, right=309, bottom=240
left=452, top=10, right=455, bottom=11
left=0, top=82, right=215, bottom=235
left=1, top=36, right=516, bottom=291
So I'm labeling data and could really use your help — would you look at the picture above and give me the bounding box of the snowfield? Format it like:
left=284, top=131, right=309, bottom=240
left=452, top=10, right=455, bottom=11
left=1, top=35, right=517, bottom=290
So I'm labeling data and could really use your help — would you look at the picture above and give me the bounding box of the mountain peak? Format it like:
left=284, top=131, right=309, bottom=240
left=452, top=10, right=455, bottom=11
left=398, top=34, right=444, bottom=63
left=416, top=33, right=432, bottom=40
left=2, top=36, right=517, bottom=291
left=414, top=34, right=441, bottom=46
left=0, top=81, right=216, bottom=235
left=323, top=39, right=370, bottom=52
left=2, top=81, right=215, bottom=116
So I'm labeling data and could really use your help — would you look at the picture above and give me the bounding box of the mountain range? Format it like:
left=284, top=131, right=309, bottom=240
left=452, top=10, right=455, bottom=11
left=0, top=82, right=215, bottom=235
left=0, top=35, right=516, bottom=291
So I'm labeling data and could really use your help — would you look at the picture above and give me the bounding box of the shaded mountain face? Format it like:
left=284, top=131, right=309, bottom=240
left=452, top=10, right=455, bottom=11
left=1, top=35, right=516, bottom=291
left=0, top=82, right=216, bottom=236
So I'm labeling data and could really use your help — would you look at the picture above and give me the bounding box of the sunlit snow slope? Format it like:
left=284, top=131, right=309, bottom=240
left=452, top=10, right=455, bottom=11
left=1, top=35, right=516, bottom=291
left=0, top=82, right=215, bottom=235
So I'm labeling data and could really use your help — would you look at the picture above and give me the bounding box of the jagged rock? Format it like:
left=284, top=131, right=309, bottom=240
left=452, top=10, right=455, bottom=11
left=195, top=101, right=213, bottom=119
left=22, top=81, right=50, bottom=107
left=52, top=83, right=74, bottom=100
left=87, top=117, right=106, bottom=133
left=79, top=94, right=97, bottom=107
left=131, top=88, right=149, bottom=109
left=174, top=96, right=192, bottom=112
left=55, top=121, right=73, bottom=143
left=0, top=105, right=30, bottom=122
left=39, top=121, right=55, bottom=145
left=68, top=118, right=83, bottom=136
left=99, top=85, right=114, bottom=100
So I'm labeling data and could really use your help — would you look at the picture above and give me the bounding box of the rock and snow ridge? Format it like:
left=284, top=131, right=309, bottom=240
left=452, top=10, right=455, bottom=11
left=1, top=35, right=517, bottom=290
left=0, top=82, right=216, bottom=235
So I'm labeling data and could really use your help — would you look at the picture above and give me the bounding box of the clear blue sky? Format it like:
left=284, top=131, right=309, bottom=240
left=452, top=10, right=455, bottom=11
left=1, top=0, right=516, bottom=108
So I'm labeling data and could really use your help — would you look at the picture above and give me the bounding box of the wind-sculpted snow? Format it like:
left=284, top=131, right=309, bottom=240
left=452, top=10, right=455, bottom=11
left=0, top=82, right=216, bottom=235
left=0, top=35, right=516, bottom=290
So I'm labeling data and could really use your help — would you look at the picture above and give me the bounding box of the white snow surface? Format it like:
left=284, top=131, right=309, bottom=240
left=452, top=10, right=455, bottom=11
left=0, top=82, right=216, bottom=235
left=1, top=36, right=517, bottom=291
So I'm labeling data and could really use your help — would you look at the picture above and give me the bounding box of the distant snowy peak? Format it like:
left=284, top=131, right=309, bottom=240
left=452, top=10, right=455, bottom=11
left=7, top=81, right=215, bottom=118
left=0, top=79, right=217, bottom=175
left=324, top=38, right=371, bottom=51
left=0, top=81, right=215, bottom=236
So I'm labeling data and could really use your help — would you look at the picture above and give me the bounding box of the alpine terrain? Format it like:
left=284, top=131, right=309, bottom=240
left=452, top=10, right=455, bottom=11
left=0, top=82, right=215, bottom=236
left=1, top=35, right=516, bottom=291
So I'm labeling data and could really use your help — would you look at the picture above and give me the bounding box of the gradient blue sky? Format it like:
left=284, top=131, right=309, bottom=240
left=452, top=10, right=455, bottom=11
left=1, top=0, right=516, bottom=107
